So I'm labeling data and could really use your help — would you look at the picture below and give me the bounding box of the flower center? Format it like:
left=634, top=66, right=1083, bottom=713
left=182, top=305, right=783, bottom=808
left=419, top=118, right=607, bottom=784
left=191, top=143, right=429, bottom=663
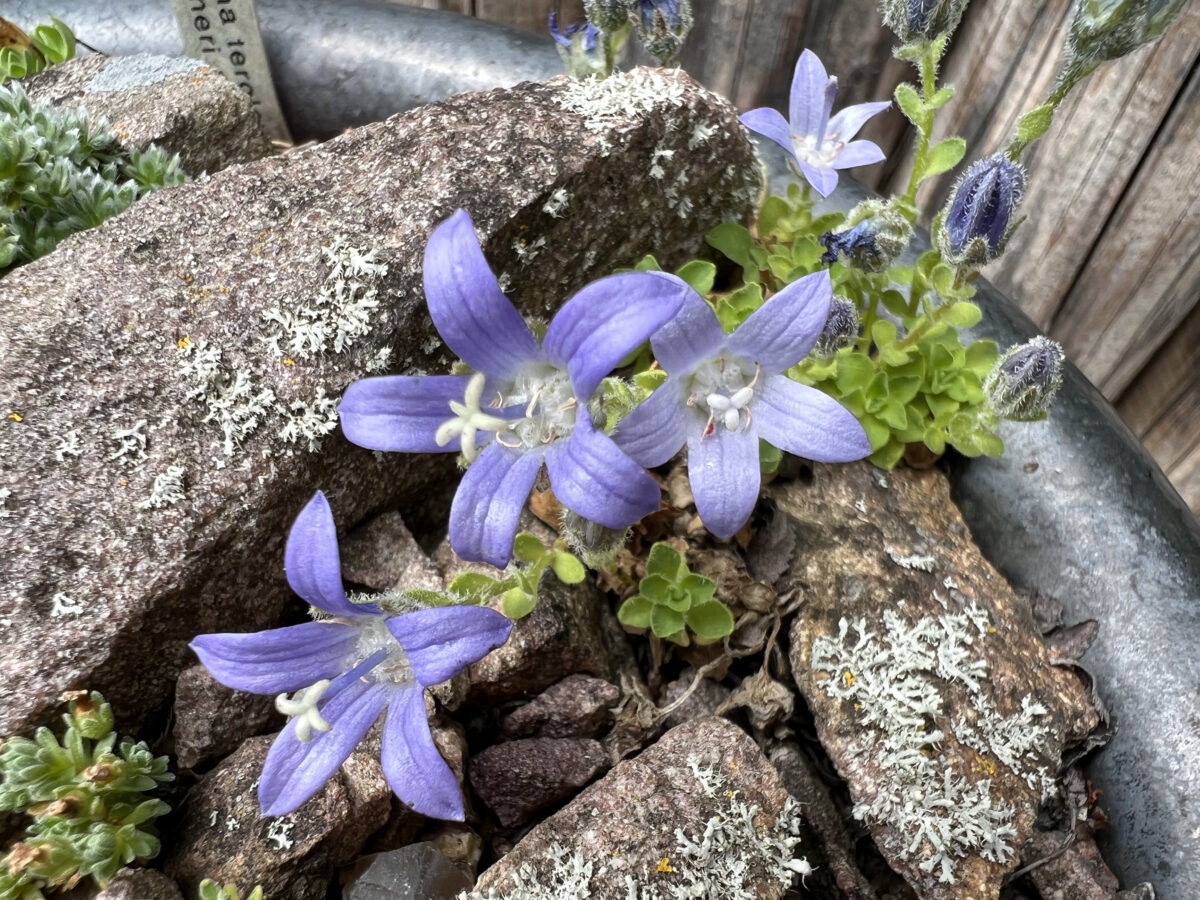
left=686, top=356, right=760, bottom=438
left=500, top=363, right=577, bottom=450
left=792, top=132, right=844, bottom=169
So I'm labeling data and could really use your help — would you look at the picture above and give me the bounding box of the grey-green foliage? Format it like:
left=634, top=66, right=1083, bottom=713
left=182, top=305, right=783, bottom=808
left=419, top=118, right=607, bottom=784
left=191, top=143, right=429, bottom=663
left=0, top=18, right=77, bottom=85
left=0, top=691, right=174, bottom=898
left=0, top=82, right=187, bottom=275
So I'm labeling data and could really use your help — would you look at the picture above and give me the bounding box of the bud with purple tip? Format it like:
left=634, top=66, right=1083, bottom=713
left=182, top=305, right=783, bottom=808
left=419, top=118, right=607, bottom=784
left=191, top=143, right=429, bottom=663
left=634, top=0, right=693, bottom=65
left=983, top=336, right=1064, bottom=421
left=549, top=12, right=605, bottom=79
left=1067, top=0, right=1187, bottom=72
left=820, top=200, right=912, bottom=273
left=937, top=153, right=1025, bottom=269
left=812, top=296, right=862, bottom=358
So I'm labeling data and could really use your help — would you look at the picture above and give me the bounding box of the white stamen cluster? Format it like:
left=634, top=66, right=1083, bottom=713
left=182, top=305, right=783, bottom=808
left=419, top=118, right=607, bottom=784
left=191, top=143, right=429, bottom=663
left=436, top=373, right=512, bottom=462
left=275, top=681, right=333, bottom=742
left=686, top=356, right=760, bottom=437
left=792, top=132, right=845, bottom=169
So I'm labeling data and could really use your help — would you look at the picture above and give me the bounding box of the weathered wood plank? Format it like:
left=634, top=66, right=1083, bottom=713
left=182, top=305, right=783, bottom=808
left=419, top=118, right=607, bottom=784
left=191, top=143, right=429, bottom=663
left=391, top=0, right=473, bottom=13
left=1165, top=439, right=1200, bottom=513
left=475, top=0, right=585, bottom=33
left=1115, top=300, right=1200, bottom=441
left=1048, top=54, right=1200, bottom=395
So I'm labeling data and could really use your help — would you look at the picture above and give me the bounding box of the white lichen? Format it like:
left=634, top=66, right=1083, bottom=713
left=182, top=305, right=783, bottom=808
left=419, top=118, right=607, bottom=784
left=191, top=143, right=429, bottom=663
left=810, top=601, right=1053, bottom=883
left=0, top=487, right=10, bottom=518
left=137, top=464, right=186, bottom=509
left=556, top=69, right=688, bottom=135
left=542, top=187, right=571, bottom=218
left=178, top=338, right=276, bottom=457
left=54, top=429, right=82, bottom=462
left=108, top=419, right=148, bottom=465
left=276, top=388, right=339, bottom=453
left=50, top=591, right=84, bottom=617
left=885, top=546, right=938, bottom=572
left=265, top=818, right=294, bottom=851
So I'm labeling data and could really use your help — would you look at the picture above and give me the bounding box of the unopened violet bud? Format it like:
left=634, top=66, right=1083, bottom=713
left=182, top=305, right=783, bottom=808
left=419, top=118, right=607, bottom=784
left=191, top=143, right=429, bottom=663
left=820, top=200, right=912, bottom=273
left=983, top=336, right=1064, bottom=421
left=549, top=12, right=606, bottom=79
left=584, top=0, right=634, bottom=32
left=812, top=296, right=861, bottom=357
left=634, top=0, right=693, bottom=65
left=1065, top=0, right=1186, bottom=73
left=881, top=0, right=969, bottom=42
left=937, top=153, right=1025, bottom=269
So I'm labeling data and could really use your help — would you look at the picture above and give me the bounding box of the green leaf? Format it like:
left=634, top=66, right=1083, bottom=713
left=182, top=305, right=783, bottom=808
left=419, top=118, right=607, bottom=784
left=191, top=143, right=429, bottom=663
left=861, top=414, right=891, bottom=450
left=880, top=398, right=909, bottom=430
left=706, top=222, right=757, bottom=272
left=894, top=82, right=926, bottom=127
left=650, top=604, right=686, bottom=639
left=889, top=265, right=914, bottom=285
left=550, top=551, right=586, bottom=584
left=640, top=573, right=673, bottom=603
left=977, top=431, right=1005, bottom=456
left=645, top=542, right=684, bottom=580
left=501, top=587, right=537, bottom=619
left=32, top=19, right=76, bottom=64
left=931, top=264, right=957, bottom=297
left=924, top=137, right=966, bottom=177
left=928, top=85, right=956, bottom=109
left=449, top=572, right=502, bottom=603
left=675, top=259, right=716, bottom=295
left=964, top=339, right=999, bottom=376
left=714, top=281, right=764, bottom=330
left=889, top=375, right=922, bottom=405
left=836, top=352, right=874, bottom=395
left=923, top=427, right=947, bottom=455
left=871, top=319, right=898, bottom=349
left=926, top=392, right=959, bottom=421
left=757, top=194, right=790, bottom=237
left=686, top=601, right=736, bottom=640
left=865, top=372, right=889, bottom=414
left=631, top=253, right=662, bottom=272
left=618, top=595, right=654, bottom=629
left=1016, top=103, right=1055, bottom=145
left=662, top=586, right=692, bottom=612
left=941, top=301, right=982, bottom=328
left=880, top=289, right=910, bottom=317
left=869, top=438, right=906, bottom=468
left=681, top=573, right=718, bottom=606
left=513, top=532, right=545, bottom=564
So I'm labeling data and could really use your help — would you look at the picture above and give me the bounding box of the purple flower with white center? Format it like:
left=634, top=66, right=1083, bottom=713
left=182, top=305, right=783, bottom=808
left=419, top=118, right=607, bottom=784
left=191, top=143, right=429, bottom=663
left=614, top=271, right=871, bottom=538
left=190, top=492, right=512, bottom=819
left=338, top=209, right=690, bottom=568
left=740, top=50, right=891, bottom=198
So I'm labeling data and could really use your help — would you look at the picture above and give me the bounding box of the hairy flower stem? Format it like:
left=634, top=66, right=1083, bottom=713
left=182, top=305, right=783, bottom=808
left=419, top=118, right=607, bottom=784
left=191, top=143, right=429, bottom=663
left=900, top=40, right=944, bottom=212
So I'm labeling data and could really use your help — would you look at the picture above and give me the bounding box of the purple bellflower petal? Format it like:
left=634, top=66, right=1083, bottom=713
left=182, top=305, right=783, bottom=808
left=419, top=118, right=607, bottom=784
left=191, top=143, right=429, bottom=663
left=738, top=108, right=794, bottom=156
left=613, top=379, right=690, bottom=468
left=727, top=271, right=832, bottom=373
left=832, top=140, right=887, bottom=170
left=546, top=415, right=663, bottom=528
left=387, top=605, right=513, bottom=686
left=339, top=374, right=477, bottom=453
left=795, top=157, right=839, bottom=197
left=286, top=492, right=380, bottom=618
left=543, top=271, right=690, bottom=399
left=789, top=49, right=829, bottom=138
left=826, top=101, right=892, bottom=143
left=381, top=685, right=465, bottom=820
left=190, top=621, right=359, bottom=695
left=687, top=424, right=762, bottom=539
left=449, top=442, right=544, bottom=568
left=755, top=375, right=871, bottom=462
left=648, top=289, right=725, bottom=375
left=258, top=675, right=389, bottom=816
left=423, top=209, right=541, bottom=377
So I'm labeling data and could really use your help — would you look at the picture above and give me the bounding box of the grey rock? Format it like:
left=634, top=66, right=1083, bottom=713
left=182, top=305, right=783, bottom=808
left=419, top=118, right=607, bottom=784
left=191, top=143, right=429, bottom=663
left=339, top=510, right=443, bottom=592
left=471, top=717, right=804, bottom=899
left=468, top=737, right=608, bottom=827
left=660, top=665, right=732, bottom=730
left=59, top=868, right=185, bottom=900
left=344, top=844, right=473, bottom=900
left=22, top=53, right=274, bottom=175
left=172, top=663, right=280, bottom=769
left=499, top=674, right=620, bottom=739
left=162, top=735, right=390, bottom=900
left=0, top=67, right=758, bottom=737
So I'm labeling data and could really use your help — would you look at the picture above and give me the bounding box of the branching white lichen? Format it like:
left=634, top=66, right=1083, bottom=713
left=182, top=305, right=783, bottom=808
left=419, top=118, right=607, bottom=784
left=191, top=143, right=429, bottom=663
left=810, top=603, right=1054, bottom=883
left=54, top=429, right=82, bottom=462
left=108, top=419, right=148, bottom=465
left=179, top=339, right=276, bottom=457
left=50, top=591, right=84, bottom=617
left=542, top=187, right=570, bottom=218
left=137, top=464, right=186, bottom=509
left=265, top=818, right=294, bottom=851
left=459, top=756, right=805, bottom=900
left=556, top=69, right=688, bottom=136
left=0, top=487, right=11, bottom=518
left=276, top=388, right=339, bottom=453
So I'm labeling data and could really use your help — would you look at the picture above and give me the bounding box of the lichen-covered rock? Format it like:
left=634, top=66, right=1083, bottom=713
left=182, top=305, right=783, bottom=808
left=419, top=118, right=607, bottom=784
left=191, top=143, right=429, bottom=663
left=468, top=716, right=807, bottom=899
left=779, top=462, right=1099, bottom=899
left=21, top=53, right=274, bottom=175
left=172, top=663, right=281, bottom=769
left=499, top=674, right=620, bottom=739
left=469, top=737, right=608, bottom=827
left=0, top=67, right=759, bottom=736
left=162, top=735, right=390, bottom=900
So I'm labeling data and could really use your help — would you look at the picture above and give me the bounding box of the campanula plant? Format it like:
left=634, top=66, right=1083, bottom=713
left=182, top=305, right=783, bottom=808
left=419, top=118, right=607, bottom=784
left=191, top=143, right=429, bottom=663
left=339, top=209, right=689, bottom=568
left=191, top=491, right=512, bottom=819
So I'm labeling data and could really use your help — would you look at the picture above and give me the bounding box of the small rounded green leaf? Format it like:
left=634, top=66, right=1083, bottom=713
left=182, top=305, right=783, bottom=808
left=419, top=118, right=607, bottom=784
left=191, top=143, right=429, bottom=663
left=941, top=302, right=982, bottom=328
left=681, top=573, right=718, bottom=606
left=663, top=586, right=692, bottom=612
left=924, top=137, right=967, bottom=178
left=836, top=352, right=875, bottom=393
left=618, top=595, right=654, bottom=629
left=501, top=587, right=537, bottom=620
left=513, top=532, right=545, bottom=564
left=449, top=572, right=502, bottom=603
left=869, top=438, right=907, bottom=468
left=650, top=604, right=686, bottom=639
left=550, top=551, right=587, bottom=584
left=894, top=82, right=926, bottom=127
left=686, top=601, right=735, bottom=640
left=676, top=259, right=717, bottom=295
left=1017, top=103, right=1055, bottom=145
left=645, top=543, right=684, bottom=580
left=640, top=573, right=674, bottom=603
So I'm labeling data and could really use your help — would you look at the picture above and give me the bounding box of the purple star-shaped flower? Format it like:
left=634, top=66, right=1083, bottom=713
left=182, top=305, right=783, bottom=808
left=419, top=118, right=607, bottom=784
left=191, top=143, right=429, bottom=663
left=614, top=271, right=871, bottom=538
left=339, top=209, right=689, bottom=567
left=740, top=49, right=891, bottom=198
left=190, top=492, right=512, bottom=819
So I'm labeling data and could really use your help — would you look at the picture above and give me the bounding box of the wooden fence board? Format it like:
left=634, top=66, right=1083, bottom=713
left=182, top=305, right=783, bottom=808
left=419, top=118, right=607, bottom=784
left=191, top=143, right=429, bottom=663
left=474, top=0, right=585, bottom=33
left=1116, top=301, right=1200, bottom=440
left=1048, top=54, right=1200, bottom=395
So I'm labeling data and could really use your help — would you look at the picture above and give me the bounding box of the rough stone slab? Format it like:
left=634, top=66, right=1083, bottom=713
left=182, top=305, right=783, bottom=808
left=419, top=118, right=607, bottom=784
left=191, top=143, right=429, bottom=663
left=499, top=674, right=620, bottom=739
left=162, top=735, right=390, bottom=900
left=172, top=663, right=281, bottom=770
left=470, top=716, right=804, bottom=899
left=344, top=845, right=473, bottom=900
left=340, top=510, right=443, bottom=593
left=779, top=463, right=1099, bottom=899
left=0, top=67, right=759, bottom=736
left=469, top=736, right=608, bottom=827
left=21, top=53, right=274, bottom=175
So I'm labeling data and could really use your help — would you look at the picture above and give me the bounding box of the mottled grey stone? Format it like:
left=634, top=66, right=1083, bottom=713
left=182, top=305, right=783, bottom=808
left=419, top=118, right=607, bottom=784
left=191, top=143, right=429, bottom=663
left=172, top=663, right=280, bottom=770
left=471, top=717, right=803, bottom=899
left=340, top=510, right=443, bottom=592
left=499, top=674, right=620, bottom=739
left=469, top=737, right=608, bottom=827
left=162, top=735, right=390, bottom=900
left=0, top=68, right=758, bottom=737
left=22, top=53, right=273, bottom=175
left=344, top=844, right=473, bottom=900
left=59, top=868, right=185, bottom=900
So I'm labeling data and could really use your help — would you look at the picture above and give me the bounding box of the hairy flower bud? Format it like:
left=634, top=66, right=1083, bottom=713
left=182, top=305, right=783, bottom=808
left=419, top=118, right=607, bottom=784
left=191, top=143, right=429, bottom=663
left=634, top=0, right=693, bottom=65
left=881, top=0, right=969, bottom=41
left=820, top=200, right=912, bottom=273
left=937, top=153, right=1025, bottom=268
left=560, top=508, right=629, bottom=569
left=812, top=297, right=861, bottom=357
left=983, top=336, right=1064, bottom=420
left=584, top=0, right=634, bottom=32
left=1067, top=0, right=1186, bottom=70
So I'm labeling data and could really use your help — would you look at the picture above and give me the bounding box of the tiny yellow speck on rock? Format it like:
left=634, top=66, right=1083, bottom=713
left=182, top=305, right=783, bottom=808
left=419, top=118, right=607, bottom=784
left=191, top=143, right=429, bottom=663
left=283, top=357, right=296, bottom=366
left=177, top=336, right=191, bottom=350
left=656, top=858, right=673, bottom=873
left=7, top=412, right=22, bottom=422
left=843, top=670, right=856, bottom=686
